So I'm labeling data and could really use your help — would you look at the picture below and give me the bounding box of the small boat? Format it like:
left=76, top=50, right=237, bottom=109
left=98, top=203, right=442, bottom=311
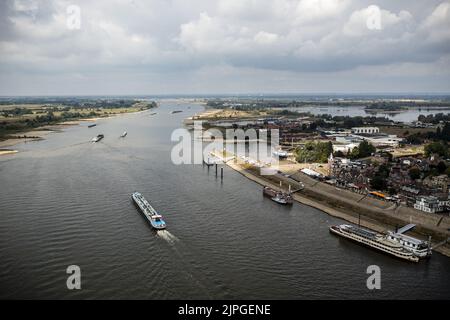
left=171, top=110, right=183, bottom=114
left=263, top=186, right=278, bottom=197
left=120, top=131, right=127, bottom=138
left=263, top=187, right=293, bottom=205
left=88, top=124, right=97, bottom=128
left=91, top=134, right=104, bottom=143
left=132, top=192, right=166, bottom=230
left=271, top=194, right=290, bottom=205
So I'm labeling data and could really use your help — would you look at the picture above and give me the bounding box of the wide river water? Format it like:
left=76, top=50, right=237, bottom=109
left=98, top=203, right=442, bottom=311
left=1, top=101, right=449, bottom=299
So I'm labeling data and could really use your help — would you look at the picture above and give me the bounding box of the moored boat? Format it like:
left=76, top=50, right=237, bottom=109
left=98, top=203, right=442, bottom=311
left=263, top=186, right=293, bottom=205
left=271, top=194, right=290, bottom=205
left=120, top=131, right=127, bottom=138
left=330, top=224, right=419, bottom=262
left=386, top=229, right=431, bottom=258
left=263, top=186, right=278, bottom=197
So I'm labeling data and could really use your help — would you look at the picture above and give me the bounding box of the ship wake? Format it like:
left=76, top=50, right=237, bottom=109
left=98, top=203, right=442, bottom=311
left=156, top=231, right=215, bottom=299
left=156, top=230, right=179, bottom=244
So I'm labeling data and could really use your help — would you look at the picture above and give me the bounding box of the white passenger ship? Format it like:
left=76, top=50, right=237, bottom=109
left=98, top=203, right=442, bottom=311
left=330, top=224, right=419, bottom=262
left=387, top=225, right=431, bottom=258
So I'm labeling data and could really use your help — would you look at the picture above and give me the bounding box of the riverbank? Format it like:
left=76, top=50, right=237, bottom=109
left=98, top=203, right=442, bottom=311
left=0, top=99, right=158, bottom=153
left=0, top=109, right=150, bottom=154
left=0, top=121, right=90, bottom=152
left=213, top=151, right=450, bottom=258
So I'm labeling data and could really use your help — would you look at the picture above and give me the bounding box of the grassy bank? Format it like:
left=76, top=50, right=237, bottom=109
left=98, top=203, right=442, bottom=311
left=0, top=101, right=156, bottom=140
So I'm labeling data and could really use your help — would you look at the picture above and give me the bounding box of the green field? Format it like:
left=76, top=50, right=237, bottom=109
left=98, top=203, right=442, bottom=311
left=0, top=101, right=156, bottom=139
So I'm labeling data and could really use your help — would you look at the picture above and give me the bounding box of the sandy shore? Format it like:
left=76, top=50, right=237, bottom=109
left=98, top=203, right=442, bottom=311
left=0, top=149, right=18, bottom=156
left=213, top=152, right=450, bottom=258
left=0, top=126, right=69, bottom=151
left=0, top=133, right=46, bottom=149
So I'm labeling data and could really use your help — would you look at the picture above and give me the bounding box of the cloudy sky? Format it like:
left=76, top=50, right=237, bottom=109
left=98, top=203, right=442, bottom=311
left=1, top=0, right=450, bottom=95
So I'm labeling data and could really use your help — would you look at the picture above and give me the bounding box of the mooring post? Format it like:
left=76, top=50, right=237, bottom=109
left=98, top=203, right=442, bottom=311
left=428, top=235, right=432, bottom=255
left=221, top=167, right=223, bottom=180
left=215, top=163, right=218, bottom=176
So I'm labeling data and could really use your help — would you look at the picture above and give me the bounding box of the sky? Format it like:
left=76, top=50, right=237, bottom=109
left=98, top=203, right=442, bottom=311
left=0, top=0, right=450, bottom=96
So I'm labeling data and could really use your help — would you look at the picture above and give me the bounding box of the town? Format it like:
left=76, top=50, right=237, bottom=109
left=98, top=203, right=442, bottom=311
left=192, top=98, right=450, bottom=216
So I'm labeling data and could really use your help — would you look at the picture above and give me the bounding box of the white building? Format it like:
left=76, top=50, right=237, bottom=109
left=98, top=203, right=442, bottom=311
left=324, top=130, right=352, bottom=137
left=413, top=196, right=445, bottom=213
left=348, top=133, right=403, bottom=147
left=351, top=127, right=380, bottom=134
left=333, top=143, right=358, bottom=153
left=335, top=136, right=363, bottom=144
left=362, top=135, right=403, bottom=147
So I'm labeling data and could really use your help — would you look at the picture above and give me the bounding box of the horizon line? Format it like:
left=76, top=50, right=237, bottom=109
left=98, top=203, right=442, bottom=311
left=1, top=92, right=450, bottom=98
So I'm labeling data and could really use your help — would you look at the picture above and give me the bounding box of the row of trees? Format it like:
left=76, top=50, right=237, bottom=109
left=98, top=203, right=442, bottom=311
left=424, top=141, right=449, bottom=158
left=296, top=140, right=377, bottom=163
left=1, top=110, right=101, bottom=133
left=403, top=122, right=450, bottom=145
left=349, top=140, right=376, bottom=159
left=1, top=108, right=33, bottom=117
left=333, top=140, right=377, bottom=159
left=295, top=141, right=333, bottom=163
left=1, top=101, right=157, bottom=135
left=435, top=123, right=450, bottom=142
left=370, top=164, right=390, bottom=191
left=315, top=114, right=392, bottom=129
left=418, top=113, right=450, bottom=124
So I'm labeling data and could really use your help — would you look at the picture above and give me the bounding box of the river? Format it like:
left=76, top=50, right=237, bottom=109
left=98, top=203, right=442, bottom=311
left=0, top=100, right=449, bottom=299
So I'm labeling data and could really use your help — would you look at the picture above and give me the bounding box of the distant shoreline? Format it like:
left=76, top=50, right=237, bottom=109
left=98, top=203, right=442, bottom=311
left=0, top=109, right=150, bottom=154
